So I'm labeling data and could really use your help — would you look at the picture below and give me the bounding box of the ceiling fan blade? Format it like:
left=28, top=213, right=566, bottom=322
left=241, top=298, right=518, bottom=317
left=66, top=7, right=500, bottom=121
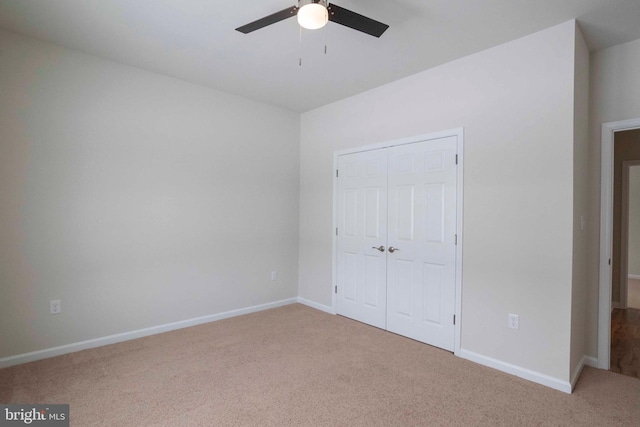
left=328, top=3, right=389, bottom=37
left=235, top=6, right=298, bottom=34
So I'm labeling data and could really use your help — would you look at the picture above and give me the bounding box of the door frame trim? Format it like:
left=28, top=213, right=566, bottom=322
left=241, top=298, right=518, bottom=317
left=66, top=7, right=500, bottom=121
left=331, top=127, right=464, bottom=356
left=598, top=118, right=640, bottom=370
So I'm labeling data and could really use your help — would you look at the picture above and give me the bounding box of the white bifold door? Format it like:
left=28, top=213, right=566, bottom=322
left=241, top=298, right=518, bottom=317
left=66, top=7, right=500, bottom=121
left=336, top=136, right=458, bottom=351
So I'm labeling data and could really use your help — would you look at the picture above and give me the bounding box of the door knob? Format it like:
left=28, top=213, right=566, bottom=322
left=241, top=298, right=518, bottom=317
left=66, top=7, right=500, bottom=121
left=388, top=246, right=399, bottom=253
left=372, top=246, right=385, bottom=252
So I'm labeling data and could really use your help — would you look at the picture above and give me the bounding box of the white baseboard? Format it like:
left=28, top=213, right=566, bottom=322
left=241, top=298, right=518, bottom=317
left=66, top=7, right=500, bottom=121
left=0, top=297, right=298, bottom=369
left=629, top=274, right=640, bottom=280
left=583, top=355, right=598, bottom=368
left=570, top=355, right=586, bottom=391
left=297, top=297, right=335, bottom=314
left=458, top=348, right=572, bottom=394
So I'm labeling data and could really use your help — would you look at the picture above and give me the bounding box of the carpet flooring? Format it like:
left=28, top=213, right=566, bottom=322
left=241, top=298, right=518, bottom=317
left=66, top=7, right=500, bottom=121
left=1, top=304, right=639, bottom=426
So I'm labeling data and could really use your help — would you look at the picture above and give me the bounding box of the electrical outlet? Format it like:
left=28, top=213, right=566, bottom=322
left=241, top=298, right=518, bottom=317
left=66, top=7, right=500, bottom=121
left=508, top=313, right=519, bottom=330
left=50, top=299, right=61, bottom=315
left=271, top=271, right=277, bottom=281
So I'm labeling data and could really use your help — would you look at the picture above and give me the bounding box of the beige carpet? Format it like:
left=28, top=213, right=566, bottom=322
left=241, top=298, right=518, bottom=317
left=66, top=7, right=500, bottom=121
left=1, top=304, right=639, bottom=426
left=629, top=278, right=640, bottom=309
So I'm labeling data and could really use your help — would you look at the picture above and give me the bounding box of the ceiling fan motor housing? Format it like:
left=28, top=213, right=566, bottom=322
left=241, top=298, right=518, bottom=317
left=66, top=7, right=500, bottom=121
left=297, top=0, right=329, bottom=30
left=298, top=0, right=329, bottom=8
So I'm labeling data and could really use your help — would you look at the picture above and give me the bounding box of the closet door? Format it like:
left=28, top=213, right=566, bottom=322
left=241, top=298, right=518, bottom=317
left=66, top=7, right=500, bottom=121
left=386, top=137, right=457, bottom=351
left=336, top=149, right=388, bottom=329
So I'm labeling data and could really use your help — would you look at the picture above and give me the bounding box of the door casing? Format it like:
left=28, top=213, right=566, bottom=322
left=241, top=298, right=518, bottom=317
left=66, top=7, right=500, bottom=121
left=332, top=128, right=464, bottom=356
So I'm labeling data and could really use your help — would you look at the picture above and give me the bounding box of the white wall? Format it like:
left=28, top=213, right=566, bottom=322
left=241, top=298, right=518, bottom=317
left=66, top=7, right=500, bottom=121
left=299, top=21, right=577, bottom=382
left=629, top=166, right=640, bottom=276
left=570, top=24, right=590, bottom=383
left=0, top=29, right=300, bottom=360
left=587, top=37, right=640, bottom=355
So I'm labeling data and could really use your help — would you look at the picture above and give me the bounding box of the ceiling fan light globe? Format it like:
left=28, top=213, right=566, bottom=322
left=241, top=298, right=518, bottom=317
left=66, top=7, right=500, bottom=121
left=297, top=3, right=328, bottom=30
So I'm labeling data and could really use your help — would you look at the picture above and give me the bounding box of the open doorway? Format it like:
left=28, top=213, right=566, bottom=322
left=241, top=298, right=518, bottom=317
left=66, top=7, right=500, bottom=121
left=608, top=129, right=640, bottom=378
left=599, top=120, right=640, bottom=378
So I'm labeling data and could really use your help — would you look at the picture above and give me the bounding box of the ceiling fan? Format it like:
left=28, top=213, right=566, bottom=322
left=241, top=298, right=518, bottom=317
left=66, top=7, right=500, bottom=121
left=235, top=0, right=389, bottom=38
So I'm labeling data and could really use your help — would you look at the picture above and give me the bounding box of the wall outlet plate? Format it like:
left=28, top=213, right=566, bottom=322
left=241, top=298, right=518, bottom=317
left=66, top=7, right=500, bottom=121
left=508, top=313, right=519, bottom=330
left=50, top=299, right=61, bottom=315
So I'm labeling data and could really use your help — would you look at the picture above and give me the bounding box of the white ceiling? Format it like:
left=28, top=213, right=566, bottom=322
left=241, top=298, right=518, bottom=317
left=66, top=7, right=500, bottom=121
left=1, top=0, right=639, bottom=112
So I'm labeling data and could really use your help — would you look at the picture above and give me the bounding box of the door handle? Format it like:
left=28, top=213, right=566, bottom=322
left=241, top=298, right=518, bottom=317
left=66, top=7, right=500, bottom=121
left=371, top=246, right=385, bottom=252
left=388, top=246, right=399, bottom=253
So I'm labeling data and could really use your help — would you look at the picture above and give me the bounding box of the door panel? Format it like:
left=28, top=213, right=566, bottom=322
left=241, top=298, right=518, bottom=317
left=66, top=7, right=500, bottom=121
left=336, top=136, right=457, bottom=351
left=395, top=259, right=414, bottom=316
left=423, top=262, right=444, bottom=324
left=396, top=186, right=415, bottom=240
left=336, top=149, right=388, bottom=329
left=425, top=184, right=445, bottom=242
left=386, top=137, right=457, bottom=351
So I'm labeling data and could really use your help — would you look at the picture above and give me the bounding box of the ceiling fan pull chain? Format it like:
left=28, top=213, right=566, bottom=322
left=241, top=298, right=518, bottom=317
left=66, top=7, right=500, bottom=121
left=299, top=24, right=303, bottom=66
left=324, top=23, right=328, bottom=54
